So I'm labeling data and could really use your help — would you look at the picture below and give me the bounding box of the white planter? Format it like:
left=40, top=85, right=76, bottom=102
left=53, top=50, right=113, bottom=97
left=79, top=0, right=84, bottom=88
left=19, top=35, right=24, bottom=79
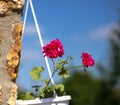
left=16, top=95, right=71, bottom=105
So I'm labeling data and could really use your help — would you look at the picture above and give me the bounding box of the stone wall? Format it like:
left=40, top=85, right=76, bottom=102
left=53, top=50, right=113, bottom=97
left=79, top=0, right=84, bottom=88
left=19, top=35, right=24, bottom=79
left=0, top=0, right=24, bottom=104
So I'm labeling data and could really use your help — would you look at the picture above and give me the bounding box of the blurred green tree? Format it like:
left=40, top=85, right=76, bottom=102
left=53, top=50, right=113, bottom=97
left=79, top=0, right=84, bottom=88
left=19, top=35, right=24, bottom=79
left=63, top=71, right=102, bottom=105
left=96, top=20, right=120, bottom=105
left=63, top=18, right=120, bottom=105
left=109, top=24, right=120, bottom=86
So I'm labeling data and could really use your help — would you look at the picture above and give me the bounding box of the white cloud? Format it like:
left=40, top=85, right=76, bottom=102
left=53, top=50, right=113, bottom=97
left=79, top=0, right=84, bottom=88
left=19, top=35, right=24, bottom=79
left=20, top=50, right=42, bottom=62
left=89, top=23, right=117, bottom=40
left=22, top=23, right=53, bottom=46
left=20, top=38, right=51, bottom=62
left=23, top=24, right=37, bottom=35
left=20, top=49, right=51, bottom=70
left=23, top=24, right=44, bottom=36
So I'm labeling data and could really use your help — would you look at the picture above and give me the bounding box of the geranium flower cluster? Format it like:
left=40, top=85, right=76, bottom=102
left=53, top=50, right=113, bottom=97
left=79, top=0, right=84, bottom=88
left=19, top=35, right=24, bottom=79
left=42, top=39, right=64, bottom=58
left=42, top=39, right=94, bottom=67
left=29, top=38, right=95, bottom=99
left=81, top=52, right=95, bottom=67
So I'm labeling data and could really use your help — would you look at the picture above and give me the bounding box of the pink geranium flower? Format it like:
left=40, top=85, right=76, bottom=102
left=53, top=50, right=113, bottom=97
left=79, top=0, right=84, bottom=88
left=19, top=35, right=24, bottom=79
left=42, top=39, right=64, bottom=58
left=81, top=52, right=95, bottom=67
left=30, top=38, right=95, bottom=98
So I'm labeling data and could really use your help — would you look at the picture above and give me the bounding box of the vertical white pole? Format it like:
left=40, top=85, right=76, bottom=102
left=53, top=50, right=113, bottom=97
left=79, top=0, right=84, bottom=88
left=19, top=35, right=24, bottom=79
left=29, top=0, right=55, bottom=85
left=22, top=0, right=30, bottom=40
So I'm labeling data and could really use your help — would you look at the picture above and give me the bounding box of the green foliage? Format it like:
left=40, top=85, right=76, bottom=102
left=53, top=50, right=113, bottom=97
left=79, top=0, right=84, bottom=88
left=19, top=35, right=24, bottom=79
left=28, top=55, right=86, bottom=99
left=54, top=84, right=65, bottom=96
left=69, top=55, right=74, bottom=60
left=39, top=84, right=65, bottom=98
left=63, top=71, right=102, bottom=105
left=17, top=92, right=35, bottom=100
left=58, top=67, right=70, bottom=78
left=109, top=35, right=120, bottom=86
left=55, top=56, right=74, bottom=79
left=94, top=20, right=120, bottom=105
left=29, top=56, right=73, bottom=99
left=42, top=79, right=49, bottom=86
left=95, top=81, right=120, bottom=105
left=39, top=85, right=54, bottom=98
left=30, top=67, right=44, bottom=80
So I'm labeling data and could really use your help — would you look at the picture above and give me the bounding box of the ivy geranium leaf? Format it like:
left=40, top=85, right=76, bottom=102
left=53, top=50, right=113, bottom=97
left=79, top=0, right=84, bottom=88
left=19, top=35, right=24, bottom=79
left=58, top=59, right=68, bottom=65
left=58, top=68, right=70, bottom=79
left=53, top=84, right=65, bottom=96
left=23, top=92, right=35, bottom=100
left=69, top=55, right=74, bottom=60
left=42, top=79, right=49, bottom=83
left=42, top=79, right=49, bottom=86
left=39, top=86, right=54, bottom=98
left=30, top=66, right=44, bottom=80
left=54, top=84, right=64, bottom=92
left=39, top=88, right=45, bottom=98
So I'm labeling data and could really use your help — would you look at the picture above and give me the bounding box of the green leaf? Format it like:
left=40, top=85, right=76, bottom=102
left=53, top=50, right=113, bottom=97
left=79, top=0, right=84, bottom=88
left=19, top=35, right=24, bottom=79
left=58, top=68, right=70, bottom=79
left=42, top=79, right=49, bottom=86
left=58, top=59, right=68, bottom=64
left=53, top=84, right=65, bottom=96
left=39, top=84, right=65, bottom=98
left=42, top=79, right=49, bottom=83
left=22, top=92, right=35, bottom=100
left=39, top=86, right=54, bottom=98
left=69, top=55, right=74, bottom=60
left=54, top=84, right=64, bottom=92
left=39, top=88, right=45, bottom=98
left=30, top=67, right=44, bottom=80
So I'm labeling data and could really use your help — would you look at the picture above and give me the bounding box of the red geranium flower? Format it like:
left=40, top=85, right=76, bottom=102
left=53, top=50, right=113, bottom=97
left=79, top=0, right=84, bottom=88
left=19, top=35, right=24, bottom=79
left=42, top=39, right=64, bottom=58
left=81, top=52, right=95, bottom=67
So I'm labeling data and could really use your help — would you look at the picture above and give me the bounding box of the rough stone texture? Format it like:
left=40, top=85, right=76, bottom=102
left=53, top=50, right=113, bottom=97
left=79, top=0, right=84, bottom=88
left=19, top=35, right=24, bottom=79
left=0, top=0, right=24, bottom=16
left=0, top=0, right=24, bottom=104
left=0, top=86, right=2, bottom=102
left=6, top=23, right=22, bottom=82
left=0, top=31, right=2, bottom=42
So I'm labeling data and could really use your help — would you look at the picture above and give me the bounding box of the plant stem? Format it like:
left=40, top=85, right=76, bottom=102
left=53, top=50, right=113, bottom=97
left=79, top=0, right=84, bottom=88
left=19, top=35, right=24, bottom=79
left=47, top=70, right=56, bottom=86
left=65, top=65, right=83, bottom=69
left=47, top=59, right=56, bottom=86
left=52, top=59, right=55, bottom=65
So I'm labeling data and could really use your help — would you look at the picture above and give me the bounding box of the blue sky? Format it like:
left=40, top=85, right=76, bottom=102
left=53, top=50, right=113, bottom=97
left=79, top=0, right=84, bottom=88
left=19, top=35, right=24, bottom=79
left=16, top=0, right=120, bottom=91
